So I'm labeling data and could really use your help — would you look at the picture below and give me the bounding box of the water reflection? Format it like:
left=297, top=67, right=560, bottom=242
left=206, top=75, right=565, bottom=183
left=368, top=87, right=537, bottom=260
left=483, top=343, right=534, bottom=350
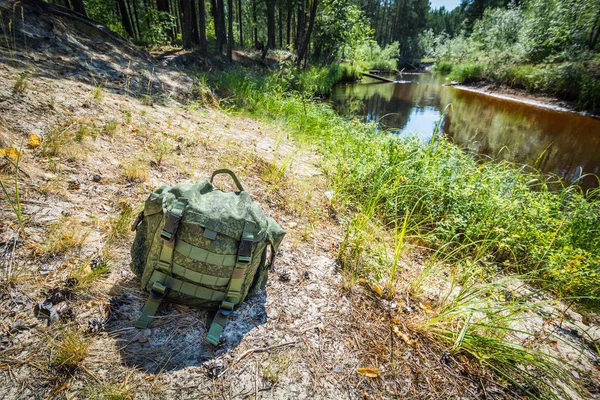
left=330, top=75, right=600, bottom=189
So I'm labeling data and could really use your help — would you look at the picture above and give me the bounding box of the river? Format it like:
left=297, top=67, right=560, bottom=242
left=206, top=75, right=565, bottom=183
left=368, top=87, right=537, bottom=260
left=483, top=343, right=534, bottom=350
left=330, top=73, right=600, bottom=190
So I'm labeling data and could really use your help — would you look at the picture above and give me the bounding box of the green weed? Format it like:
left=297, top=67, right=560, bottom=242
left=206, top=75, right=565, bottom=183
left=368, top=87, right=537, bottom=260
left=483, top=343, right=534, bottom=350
left=433, top=61, right=453, bottom=74
left=92, top=83, right=104, bottom=102
left=0, top=147, right=23, bottom=226
left=14, top=71, right=28, bottom=93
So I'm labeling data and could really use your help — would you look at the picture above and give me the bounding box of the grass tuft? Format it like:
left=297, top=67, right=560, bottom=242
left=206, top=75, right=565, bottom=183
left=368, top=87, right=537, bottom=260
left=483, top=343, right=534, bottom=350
left=50, top=327, right=89, bottom=371
left=121, top=161, right=148, bottom=182
left=41, top=216, right=89, bottom=255
left=13, top=70, right=28, bottom=93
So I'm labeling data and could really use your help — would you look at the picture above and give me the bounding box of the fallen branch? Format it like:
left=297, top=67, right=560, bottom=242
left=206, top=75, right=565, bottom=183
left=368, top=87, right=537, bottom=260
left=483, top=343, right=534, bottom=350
left=217, top=341, right=298, bottom=378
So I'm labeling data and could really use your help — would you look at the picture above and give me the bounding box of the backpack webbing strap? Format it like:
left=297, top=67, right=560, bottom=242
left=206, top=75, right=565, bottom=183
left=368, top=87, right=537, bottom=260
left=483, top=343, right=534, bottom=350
left=168, top=263, right=231, bottom=287
left=136, top=199, right=187, bottom=329
left=146, top=270, right=227, bottom=300
left=206, top=222, right=257, bottom=345
left=175, top=239, right=237, bottom=267
left=135, top=281, right=167, bottom=329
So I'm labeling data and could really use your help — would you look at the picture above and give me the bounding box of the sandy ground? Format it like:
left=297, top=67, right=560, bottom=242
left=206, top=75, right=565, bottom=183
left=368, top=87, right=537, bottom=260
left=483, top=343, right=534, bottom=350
left=1, top=2, right=600, bottom=399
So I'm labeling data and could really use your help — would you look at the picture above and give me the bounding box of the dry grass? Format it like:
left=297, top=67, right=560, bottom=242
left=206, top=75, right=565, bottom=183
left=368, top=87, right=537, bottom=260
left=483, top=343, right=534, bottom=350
left=108, top=201, right=136, bottom=242
left=40, top=216, right=90, bottom=255
left=82, top=383, right=133, bottom=400
left=50, top=326, right=89, bottom=370
left=262, top=351, right=293, bottom=384
left=344, top=287, right=505, bottom=399
left=121, top=160, right=149, bottom=182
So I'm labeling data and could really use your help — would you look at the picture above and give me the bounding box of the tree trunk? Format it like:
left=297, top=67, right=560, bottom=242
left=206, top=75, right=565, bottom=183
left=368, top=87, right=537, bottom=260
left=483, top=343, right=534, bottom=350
left=218, top=0, right=227, bottom=52
left=295, top=0, right=304, bottom=49
left=211, top=0, right=224, bottom=53
left=286, top=6, right=292, bottom=46
left=198, top=0, right=207, bottom=55
left=383, top=0, right=390, bottom=46
left=227, top=0, right=234, bottom=59
left=130, top=0, right=142, bottom=39
left=116, top=0, right=135, bottom=37
left=252, top=0, right=258, bottom=45
left=171, top=0, right=181, bottom=38
left=191, top=0, right=199, bottom=44
left=296, top=0, right=317, bottom=66
left=237, top=0, right=243, bottom=48
left=181, top=0, right=193, bottom=48
left=68, top=0, right=87, bottom=16
left=266, top=0, right=275, bottom=49
left=278, top=0, right=283, bottom=48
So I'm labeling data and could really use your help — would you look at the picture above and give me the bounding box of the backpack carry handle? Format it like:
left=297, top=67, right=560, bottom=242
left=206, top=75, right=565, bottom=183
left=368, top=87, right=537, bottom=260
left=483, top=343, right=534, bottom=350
left=210, top=169, right=245, bottom=192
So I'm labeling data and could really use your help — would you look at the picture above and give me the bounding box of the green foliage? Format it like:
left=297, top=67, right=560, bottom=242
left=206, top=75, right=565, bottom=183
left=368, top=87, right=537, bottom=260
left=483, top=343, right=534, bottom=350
left=425, top=0, right=600, bottom=113
left=519, top=0, right=598, bottom=62
left=84, top=0, right=127, bottom=37
left=472, top=6, right=523, bottom=53
left=13, top=71, right=28, bottom=93
left=448, top=62, right=484, bottom=83
left=354, top=40, right=400, bottom=71
left=313, top=0, right=371, bottom=62
left=209, top=69, right=600, bottom=303
left=432, top=60, right=453, bottom=74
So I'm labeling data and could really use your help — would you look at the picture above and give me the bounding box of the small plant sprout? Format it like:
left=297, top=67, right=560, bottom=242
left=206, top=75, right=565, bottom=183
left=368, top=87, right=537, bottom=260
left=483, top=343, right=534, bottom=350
left=0, top=146, right=24, bottom=226
left=152, top=139, right=171, bottom=166
left=93, top=83, right=104, bottom=102
left=103, top=119, right=119, bottom=137
left=14, top=70, right=29, bottom=93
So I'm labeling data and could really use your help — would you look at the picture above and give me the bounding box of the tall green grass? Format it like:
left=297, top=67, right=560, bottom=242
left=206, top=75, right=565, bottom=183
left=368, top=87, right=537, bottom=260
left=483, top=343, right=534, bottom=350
left=207, top=68, right=600, bottom=302
left=204, top=68, right=600, bottom=397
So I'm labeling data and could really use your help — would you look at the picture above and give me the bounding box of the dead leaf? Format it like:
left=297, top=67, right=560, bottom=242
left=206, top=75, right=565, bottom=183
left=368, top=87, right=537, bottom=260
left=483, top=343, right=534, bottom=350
left=0, top=147, right=22, bottom=159
left=393, top=325, right=413, bottom=345
left=86, top=300, right=106, bottom=308
left=372, top=284, right=383, bottom=297
left=357, top=368, right=380, bottom=378
left=28, top=134, right=41, bottom=148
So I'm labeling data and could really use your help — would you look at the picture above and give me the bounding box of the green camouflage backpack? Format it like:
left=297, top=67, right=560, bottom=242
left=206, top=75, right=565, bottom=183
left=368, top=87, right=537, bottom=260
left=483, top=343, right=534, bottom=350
left=130, top=169, right=285, bottom=345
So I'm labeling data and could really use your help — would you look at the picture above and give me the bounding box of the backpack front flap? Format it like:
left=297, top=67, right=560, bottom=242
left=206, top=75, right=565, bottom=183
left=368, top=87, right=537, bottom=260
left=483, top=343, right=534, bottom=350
left=131, top=171, right=282, bottom=344
left=139, top=181, right=268, bottom=305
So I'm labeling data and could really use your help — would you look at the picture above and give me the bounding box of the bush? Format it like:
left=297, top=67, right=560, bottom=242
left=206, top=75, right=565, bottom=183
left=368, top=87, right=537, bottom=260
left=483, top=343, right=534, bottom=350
left=355, top=40, right=400, bottom=71
left=433, top=61, right=453, bottom=74
left=449, top=63, right=484, bottom=83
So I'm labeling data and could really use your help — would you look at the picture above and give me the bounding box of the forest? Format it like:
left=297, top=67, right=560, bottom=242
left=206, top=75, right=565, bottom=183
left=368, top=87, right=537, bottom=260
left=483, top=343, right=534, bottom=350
left=1, top=0, right=600, bottom=399
left=53, top=0, right=600, bottom=111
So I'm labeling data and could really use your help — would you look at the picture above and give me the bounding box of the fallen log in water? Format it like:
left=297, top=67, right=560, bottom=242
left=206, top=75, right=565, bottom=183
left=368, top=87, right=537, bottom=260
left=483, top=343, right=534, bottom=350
left=361, top=72, right=395, bottom=82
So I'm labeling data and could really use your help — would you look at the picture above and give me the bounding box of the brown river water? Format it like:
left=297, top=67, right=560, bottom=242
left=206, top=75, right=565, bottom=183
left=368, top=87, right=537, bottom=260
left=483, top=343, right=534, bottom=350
left=330, top=74, right=600, bottom=189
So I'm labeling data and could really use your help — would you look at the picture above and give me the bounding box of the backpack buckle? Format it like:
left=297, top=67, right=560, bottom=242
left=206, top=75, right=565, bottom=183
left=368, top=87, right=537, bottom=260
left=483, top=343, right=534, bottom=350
left=160, top=211, right=182, bottom=242
left=237, top=239, right=253, bottom=264
left=219, top=301, right=235, bottom=316
left=149, top=281, right=168, bottom=301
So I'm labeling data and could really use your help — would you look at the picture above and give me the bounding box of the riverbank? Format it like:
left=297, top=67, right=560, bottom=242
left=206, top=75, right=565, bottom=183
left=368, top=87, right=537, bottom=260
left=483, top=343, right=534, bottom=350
left=207, top=67, right=600, bottom=398
left=450, top=81, right=598, bottom=117
left=434, top=60, right=600, bottom=115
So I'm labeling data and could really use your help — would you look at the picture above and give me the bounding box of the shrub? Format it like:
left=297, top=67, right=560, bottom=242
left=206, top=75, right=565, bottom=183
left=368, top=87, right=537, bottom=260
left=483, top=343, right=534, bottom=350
left=433, top=61, right=453, bottom=74
left=449, top=63, right=484, bottom=83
